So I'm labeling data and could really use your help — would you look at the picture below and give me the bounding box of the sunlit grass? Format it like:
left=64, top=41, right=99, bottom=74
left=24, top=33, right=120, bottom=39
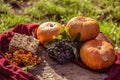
left=0, top=0, right=120, bottom=50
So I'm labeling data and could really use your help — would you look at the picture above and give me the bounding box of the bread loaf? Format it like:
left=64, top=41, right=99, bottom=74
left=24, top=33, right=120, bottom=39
left=9, top=33, right=39, bottom=53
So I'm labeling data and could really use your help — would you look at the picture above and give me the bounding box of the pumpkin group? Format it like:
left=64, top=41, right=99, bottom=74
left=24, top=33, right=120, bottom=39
left=36, top=22, right=63, bottom=44
left=66, top=16, right=100, bottom=42
left=80, top=40, right=115, bottom=70
left=36, top=16, right=115, bottom=70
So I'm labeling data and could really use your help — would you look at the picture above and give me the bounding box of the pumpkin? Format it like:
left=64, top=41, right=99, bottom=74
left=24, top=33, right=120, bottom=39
left=66, top=16, right=100, bottom=42
left=96, top=32, right=113, bottom=46
left=80, top=40, right=115, bottom=70
left=36, top=22, right=63, bottom=44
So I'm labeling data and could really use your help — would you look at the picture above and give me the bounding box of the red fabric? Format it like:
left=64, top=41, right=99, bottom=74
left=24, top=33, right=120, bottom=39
left=0, top=24, right=39, bottom=80
left=104, top=52, right=120, bottom=80
left=0, top=23, right=120, bottom=80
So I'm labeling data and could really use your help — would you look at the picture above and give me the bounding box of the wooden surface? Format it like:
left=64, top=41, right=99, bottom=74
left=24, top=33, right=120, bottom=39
left=28, top=46, right=107, bottom=80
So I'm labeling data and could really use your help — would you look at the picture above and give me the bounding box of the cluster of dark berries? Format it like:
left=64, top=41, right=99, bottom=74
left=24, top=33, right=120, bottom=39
left=47, top=39, right=78, bottom=64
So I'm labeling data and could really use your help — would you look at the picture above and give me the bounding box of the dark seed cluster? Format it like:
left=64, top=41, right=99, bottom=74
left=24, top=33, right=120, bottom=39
left=47, top=39, right=77, bottom=64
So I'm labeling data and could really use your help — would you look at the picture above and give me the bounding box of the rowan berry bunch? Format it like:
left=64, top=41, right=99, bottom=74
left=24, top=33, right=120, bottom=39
left=5, top=49, right=41, bottom=67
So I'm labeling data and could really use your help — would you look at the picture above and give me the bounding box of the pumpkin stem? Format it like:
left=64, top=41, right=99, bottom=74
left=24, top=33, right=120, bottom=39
left=50, top=24, right=53, bottom=27
left=97, top=46, right=101, bottom=50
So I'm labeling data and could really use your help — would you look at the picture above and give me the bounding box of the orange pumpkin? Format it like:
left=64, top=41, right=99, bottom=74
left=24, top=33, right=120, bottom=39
left=36, top=22, right=63, bottom=44
left=80, top=40, right=115, bottom=70
left=66, top=16, right=100, bottom=42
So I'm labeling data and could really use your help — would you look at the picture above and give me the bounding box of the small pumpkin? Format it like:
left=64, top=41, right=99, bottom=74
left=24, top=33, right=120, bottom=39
left=80, top=40, right=115, bottom=70
left=66, top=16, right=100, bottom=42
left=36, top=22, right=63, bottom=44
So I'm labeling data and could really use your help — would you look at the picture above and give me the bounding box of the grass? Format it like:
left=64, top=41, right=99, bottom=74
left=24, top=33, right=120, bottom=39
left=0, top=1, right=30, bottom=33
left=0, top=0, right=120, bottom=50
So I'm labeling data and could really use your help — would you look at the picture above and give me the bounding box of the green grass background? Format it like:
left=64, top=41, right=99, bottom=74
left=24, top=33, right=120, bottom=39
left=0, top=0, right=120, bottom=50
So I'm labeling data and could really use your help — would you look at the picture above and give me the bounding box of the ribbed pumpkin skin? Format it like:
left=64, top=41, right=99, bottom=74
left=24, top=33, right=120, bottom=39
left=36, top=22, right=63, bottom=44
left=80, top=40, right=115, bottom=70
left=66, top=16, right=100, bottom=42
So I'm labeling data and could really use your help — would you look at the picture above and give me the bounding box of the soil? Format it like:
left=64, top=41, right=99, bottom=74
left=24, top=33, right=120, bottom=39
left=2, top=0, right=36, bottom=14
left=28, top=46, right=107, bottom=80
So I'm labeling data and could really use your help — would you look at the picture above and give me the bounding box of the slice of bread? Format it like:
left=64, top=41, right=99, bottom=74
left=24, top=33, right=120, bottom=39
left=9, top=33, right=39, bottom=53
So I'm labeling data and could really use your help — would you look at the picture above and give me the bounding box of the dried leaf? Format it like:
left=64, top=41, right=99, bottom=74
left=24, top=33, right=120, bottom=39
left=22, top=65, right=34, bottom=71
left=44, top=40, right=55, bottom=48
left=73, top=33, right=81, bottom=42
left=72, top=46, right=79, bottom=61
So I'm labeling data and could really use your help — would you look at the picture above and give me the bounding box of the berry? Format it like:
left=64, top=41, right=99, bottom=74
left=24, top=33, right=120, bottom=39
left=47, top=39, right=78, bottom=64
